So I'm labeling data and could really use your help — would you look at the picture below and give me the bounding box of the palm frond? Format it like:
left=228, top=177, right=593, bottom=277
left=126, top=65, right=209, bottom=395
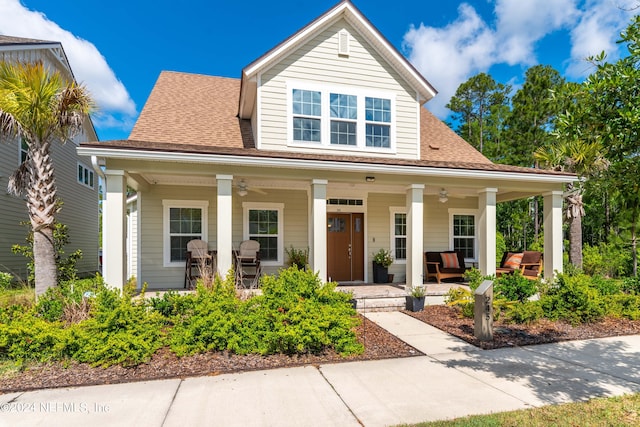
left=7, top=160, right=30, bottom=197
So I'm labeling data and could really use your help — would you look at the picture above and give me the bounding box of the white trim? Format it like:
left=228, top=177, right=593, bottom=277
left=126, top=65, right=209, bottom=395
left=79, top=147, right=576, bottom=184
left=389, top=207, right=407, bottom=265
left=448, top=208, right=479, bottom=263
left=242, top=202, right=285, bottom=266
left=286, top=81, right=396, bottom=153
left=162, top=200, right=209, bottom=268
left=77, top=161, right=95, bottom=189
left=241, top=2, right=436, bottom=101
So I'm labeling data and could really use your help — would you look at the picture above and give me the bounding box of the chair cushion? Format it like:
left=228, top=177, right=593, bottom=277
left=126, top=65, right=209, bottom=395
left=521, top=251, right=542, bottom=265
left=440, top=252, right=460, bottom=269
left=503, top=253, right=523, bottom=269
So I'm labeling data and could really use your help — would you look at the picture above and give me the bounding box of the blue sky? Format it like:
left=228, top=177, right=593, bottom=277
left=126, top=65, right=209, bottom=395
left=0, top=0, right=637, bottom=141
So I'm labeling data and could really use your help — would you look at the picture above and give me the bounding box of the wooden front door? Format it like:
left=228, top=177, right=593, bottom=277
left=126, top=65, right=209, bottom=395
left=327, top=213, right=364, bottom=282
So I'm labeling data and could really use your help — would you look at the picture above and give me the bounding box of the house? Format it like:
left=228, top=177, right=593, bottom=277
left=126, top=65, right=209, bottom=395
left=0, top=35, right=100, bottom=281
left=79, top=1, right=574, bottom=291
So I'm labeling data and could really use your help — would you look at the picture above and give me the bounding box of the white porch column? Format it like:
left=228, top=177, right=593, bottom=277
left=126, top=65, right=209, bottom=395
left=544, top=191, right=564, bottom=279
left=103, top=170, right=127, bottom=290
left=216, top=175, right=233, bottom=277
left=406, top=184, right=424, bottom=289
left=311, top=180, right=327, bottom=282
left=478, top=188, right=498, bottom=277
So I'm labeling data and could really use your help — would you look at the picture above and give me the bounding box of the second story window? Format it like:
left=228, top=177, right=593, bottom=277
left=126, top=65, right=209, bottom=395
left=288, top=83, right=394, bottom=152
left=330, top=93, right=357, bottom=146
left=292, top=89, right=321, bottom=142
left=365, top=97, right=391, bottom=148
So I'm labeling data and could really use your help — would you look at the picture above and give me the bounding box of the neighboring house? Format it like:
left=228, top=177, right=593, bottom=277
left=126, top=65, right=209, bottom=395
left=0, top=35, right=99, bottom=281
left=80, top=1, right=575, bottom=290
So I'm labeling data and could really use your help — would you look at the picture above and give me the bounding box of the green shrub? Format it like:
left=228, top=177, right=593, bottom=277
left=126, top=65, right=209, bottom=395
left=0, top=307, right=69, bottom=363
left=169, top=273, right=243, bottom=356
left=445, top=287, right=474, bottom=318
left=0, top=272, right=13, bottom=289
left=463, top=267, right=491, bottom=291
left=582, top=240, right=631, bottom=278
left=494, top=271, right=538, bottom=302
left=540, top=274, right=606, bottom=325
left=604, top=294, right=640, bottom=320
left=169, top=267, right=362, bottom=357
left=148, top=290, right=196, bottom=320
left=69, top=284, right=165, bottom=367
left=505, top=300, right=544, bottom=324
left=621, top=276, right=640, bottom=295
left=590, top=276, right=622, bottom=296
left=254, top=267, right=361, bottom=355
left=36, top=276, right=106, bottom=322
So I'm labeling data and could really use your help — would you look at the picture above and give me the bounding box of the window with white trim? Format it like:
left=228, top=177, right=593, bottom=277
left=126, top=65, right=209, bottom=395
left=162, top=200, right=209, bottom=267
left=288, top=83, right=394, bottom=152
left=77, top=163, right=95, bottom=189
left=389, top=208, right=406, bottom=263
left=449, top=210, right=477, bottom=260
left=243, top=202, right=284, bottom=265
left=365, top=97, right=391, bottom=148
left=292, top=89, right=321, bottom=142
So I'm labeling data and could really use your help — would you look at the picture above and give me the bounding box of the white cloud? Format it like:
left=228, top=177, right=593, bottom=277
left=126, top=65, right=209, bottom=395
left=403, top=4, right=497, bottom=117
left=403, top=0, right=638, bottom=120
left=0, top=0, right=136, bottom=136
left=566, top=0, right=638, bottom=77
left=494, top=0, right=579, bottom=64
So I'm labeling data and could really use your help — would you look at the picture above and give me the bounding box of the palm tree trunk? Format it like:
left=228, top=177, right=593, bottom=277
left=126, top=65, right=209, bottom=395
left=569, top=213, right=583, bottom=269
left=27, top=142, right=59, bottom=297
left=33, top=227, right=57, bottom=296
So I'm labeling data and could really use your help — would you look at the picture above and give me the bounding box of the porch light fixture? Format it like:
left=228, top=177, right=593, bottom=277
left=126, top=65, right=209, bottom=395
left=438, top=188, right=448, bottom=203
left=365, top=176, right=375, bottom=182
left=237, top=180, right=249, bottom=197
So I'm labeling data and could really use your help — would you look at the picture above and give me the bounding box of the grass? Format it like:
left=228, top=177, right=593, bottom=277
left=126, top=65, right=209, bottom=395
left=0, top=286, right=33, bottom=309
left=400, top=393, right=640, bottom=427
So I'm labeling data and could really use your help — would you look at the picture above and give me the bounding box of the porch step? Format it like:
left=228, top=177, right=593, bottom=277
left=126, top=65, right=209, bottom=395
left=338, top=283, right=468, bottom=312
left=352, top=296, right=406, bottom=312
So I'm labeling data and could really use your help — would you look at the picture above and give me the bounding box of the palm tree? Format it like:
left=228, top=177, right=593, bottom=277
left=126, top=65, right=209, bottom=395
left=0, top=60, right=93, bottom=297
left=535, top=138, right=608, bottom=269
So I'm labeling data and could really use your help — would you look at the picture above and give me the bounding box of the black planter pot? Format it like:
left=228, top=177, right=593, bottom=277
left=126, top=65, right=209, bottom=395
left=372, top=262, right=388, bottom=283
left=405, top=296, right=426, bottom=312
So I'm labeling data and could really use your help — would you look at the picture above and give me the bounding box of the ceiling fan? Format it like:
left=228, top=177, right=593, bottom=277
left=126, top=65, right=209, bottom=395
left=236, top=179, right=267, bottom=197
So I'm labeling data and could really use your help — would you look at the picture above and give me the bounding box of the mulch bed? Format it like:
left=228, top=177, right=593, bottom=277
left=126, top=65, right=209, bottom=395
left=0, top=316, right=420, bottom=394
left=405, top=305, right=640, bottom=350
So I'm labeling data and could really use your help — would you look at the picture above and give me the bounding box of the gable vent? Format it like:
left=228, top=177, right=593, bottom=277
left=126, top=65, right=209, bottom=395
left=338, top=29, right=350, bottom=56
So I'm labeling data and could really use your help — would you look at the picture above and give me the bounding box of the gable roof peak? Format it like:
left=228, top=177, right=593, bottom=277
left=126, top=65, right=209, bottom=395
left=238, top=0, right=436, bottom=119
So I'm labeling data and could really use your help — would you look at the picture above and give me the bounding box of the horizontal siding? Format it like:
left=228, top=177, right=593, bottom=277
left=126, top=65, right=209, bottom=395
left=259, top=19, right=419, bottom=159
left=140, top=186, right=309, bottom=289
left=54, top=130, right=99, bottom=276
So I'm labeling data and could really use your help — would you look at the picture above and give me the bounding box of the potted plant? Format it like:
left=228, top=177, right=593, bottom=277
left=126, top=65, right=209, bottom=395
left=372, top=248, right=393, bottom=283
left=405, top=285, right=426, bottom=312
left=286, top=246, right=309, bottom=270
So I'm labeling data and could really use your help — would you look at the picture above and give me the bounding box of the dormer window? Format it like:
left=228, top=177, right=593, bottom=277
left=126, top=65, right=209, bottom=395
left=288, top=82, right=395, bottom=152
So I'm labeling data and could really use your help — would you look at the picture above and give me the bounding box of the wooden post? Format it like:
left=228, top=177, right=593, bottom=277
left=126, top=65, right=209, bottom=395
left=474, top=279, right=494, bottom=341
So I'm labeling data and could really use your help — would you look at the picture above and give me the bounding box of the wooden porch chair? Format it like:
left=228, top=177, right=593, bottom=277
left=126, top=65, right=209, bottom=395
left=496, top=251, right=543, bottom=280
left=234, top=240, right=261, bottom=288
left=184, top=239, right=214, bottom=289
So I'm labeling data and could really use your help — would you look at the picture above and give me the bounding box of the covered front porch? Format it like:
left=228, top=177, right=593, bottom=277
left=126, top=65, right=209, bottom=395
left=92, top=153, right=571, bottom=292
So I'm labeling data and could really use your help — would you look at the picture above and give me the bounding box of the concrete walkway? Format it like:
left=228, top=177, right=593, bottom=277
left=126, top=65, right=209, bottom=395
left=2, top=312, right=639, bottom=427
